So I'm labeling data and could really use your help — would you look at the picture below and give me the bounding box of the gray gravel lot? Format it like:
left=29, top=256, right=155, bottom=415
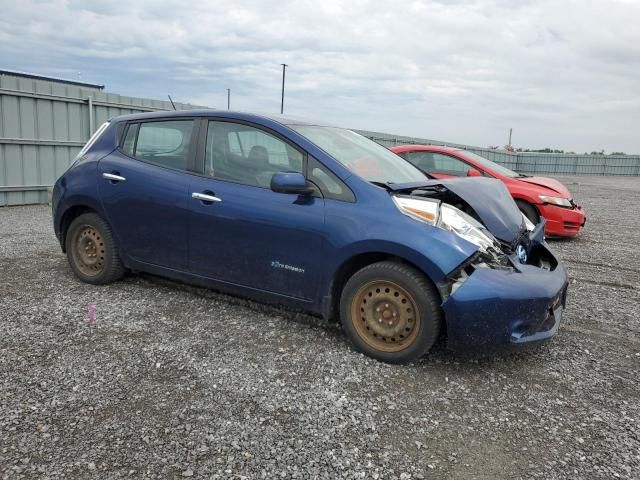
left=1, top=175, right=639, bottom=479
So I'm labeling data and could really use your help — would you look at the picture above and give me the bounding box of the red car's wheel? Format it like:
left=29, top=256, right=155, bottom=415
left=515, top=199, right=540, bottom=225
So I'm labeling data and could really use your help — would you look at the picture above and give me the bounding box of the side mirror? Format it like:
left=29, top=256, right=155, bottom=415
left=270, top=172, right=315, bottom=196
left=467, top=168, right=483, bottom=177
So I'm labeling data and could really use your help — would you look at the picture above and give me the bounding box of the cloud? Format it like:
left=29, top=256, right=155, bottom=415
left=0, top=0, right=638, bottom=152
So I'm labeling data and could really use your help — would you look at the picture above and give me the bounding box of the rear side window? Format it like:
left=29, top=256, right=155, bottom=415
left=122, top=120, right=194, bottom=171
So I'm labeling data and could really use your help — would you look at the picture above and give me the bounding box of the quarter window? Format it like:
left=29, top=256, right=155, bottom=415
left=121, top=123, right=138, bottom=157
left=124, top=120, right=194, bottom=171
left=307, top=156, right=355, bottom=202
left=205, top=121, right=304, bottom=188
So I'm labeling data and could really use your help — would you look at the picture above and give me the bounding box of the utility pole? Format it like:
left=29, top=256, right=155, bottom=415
left=227, top=88, right=230, bottom=110
left=280, top=63, right=288, bottom=114
left=508, top=127, right=513, bottom=146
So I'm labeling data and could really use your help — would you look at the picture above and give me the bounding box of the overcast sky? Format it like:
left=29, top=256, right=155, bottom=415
left=1, top=0, right=639, bottom=153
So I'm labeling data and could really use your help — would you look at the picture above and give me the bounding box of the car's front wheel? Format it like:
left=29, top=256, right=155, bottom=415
left=65, top=212, right=125, bottom=285
left=516, top=199, right=540, bottom=225
left=340, top=261, right=442, bottom=364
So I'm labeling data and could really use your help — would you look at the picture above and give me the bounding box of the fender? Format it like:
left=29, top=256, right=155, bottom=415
left=319, top=235, right=478, bottom=320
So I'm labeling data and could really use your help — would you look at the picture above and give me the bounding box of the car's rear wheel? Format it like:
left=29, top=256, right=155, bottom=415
left=340, top=261, right=442, bottom=363
left=65, top=212, right=125, bottom=285
left=516, top=199, right=540, bottom=225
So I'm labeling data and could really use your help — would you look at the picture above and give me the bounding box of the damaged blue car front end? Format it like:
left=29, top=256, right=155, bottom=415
left=386, top=177, right=568, bottom=353
left=440, top=219, right=568, bottom=352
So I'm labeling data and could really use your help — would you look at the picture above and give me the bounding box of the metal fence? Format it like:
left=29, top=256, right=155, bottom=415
left=0, top=71, right=204, bottom=206
left=356, top=130, right=640, bottom=177
left=2, top=70, right=639, bottom=207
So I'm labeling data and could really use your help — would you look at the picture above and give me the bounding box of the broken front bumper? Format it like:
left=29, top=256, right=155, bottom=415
left=539, top=202, right=586, bottom=237
left=441, top=222, right=568, bottom=353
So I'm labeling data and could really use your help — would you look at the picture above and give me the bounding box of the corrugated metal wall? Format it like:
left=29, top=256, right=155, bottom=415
left=357, top=130, right=640, bottom=177
left=1, top=71, right=638, bottom=207
left=0, top=72, right=204, bottom=206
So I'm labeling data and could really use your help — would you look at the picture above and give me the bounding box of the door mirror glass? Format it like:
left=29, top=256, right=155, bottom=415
left=467, top=168, right=483, bottom=177
left=271, top=172, right=314, bottom=195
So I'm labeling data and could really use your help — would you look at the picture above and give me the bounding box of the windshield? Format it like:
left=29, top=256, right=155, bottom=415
left=291, top=125, right=428, bottom=184
left=457, top=150, right=521, bottom=178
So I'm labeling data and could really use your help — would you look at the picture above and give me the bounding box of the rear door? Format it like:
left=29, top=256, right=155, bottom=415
left=98, top=119, right=197, bottom=271
left=187, top=119, right=325, bottom=300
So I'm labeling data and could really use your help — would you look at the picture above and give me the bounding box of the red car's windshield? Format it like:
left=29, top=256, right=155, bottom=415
left=456, top=150, right=521, bottom=178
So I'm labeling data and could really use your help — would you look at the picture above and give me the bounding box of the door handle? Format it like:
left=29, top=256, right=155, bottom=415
left=192, top=192, right=222, bottom=203
left=103, top=172, right=126, bottom=182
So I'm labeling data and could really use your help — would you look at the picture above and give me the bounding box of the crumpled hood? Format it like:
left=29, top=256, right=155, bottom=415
left=388, top=177, right=525, bottom=243
left=517, top=176, right=571, bottom=197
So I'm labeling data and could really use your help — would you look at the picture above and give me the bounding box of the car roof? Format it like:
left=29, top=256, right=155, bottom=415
left=108, top=109, right=337, bottom=128
left=391, top=144, right=461, bottom=154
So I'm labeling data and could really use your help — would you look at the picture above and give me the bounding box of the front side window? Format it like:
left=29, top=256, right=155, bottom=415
left=124, top=120, right=194, bottom=171
left=406, top=151, right=471, bottom=177
left=290, top=125, right=427, bottom=185
left=205, top=121, right=303, bottom=188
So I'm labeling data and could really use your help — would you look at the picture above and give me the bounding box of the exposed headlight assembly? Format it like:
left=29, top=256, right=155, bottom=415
left=392, top=196, right=497, bottom=253
left=538, top=194, right=572, bottom=208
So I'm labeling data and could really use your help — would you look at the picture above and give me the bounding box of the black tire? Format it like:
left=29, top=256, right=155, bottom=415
left=516, top=199, right=540, bottom=224
left=339, top=261, right=442, bottom=364
left=65, top=212, right=125, bottom=285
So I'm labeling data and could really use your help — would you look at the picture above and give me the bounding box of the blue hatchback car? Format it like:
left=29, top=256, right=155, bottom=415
left=52, top=111, right=568, bottom=363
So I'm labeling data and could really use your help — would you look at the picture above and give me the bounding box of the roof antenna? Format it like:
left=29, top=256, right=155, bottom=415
left=167, top=94, right=177, bottom=110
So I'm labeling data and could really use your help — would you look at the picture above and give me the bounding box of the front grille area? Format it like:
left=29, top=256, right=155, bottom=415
left=563, top=221, right=582, bottom=231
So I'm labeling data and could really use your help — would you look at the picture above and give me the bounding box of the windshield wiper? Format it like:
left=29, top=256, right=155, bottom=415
left=371, top=181, right=392, bottom=190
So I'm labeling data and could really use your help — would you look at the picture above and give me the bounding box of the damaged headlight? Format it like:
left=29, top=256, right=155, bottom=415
left=538, top=195, right=572, bottom=208
left=392, top=196, right=497, bottom=253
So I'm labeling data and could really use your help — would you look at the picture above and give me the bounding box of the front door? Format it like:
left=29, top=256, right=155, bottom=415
left=97, top=119, right=197, bottom=270
left=187, top=120, right=325, bottom=301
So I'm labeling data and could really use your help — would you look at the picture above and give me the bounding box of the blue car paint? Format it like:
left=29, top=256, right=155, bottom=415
left=187, top=173, right=325, bottom=300
left=52, top=110, right=568, bottom=353
left=98, top=149, right=191, bottom=270
left=443, top=252, right=567, bottom=351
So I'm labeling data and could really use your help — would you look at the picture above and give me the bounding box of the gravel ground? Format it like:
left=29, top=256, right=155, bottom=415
left=1, top=175, right=638, bottom=479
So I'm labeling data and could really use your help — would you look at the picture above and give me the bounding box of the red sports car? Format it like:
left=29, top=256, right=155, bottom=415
left=391, top=145, right=586, bottom=237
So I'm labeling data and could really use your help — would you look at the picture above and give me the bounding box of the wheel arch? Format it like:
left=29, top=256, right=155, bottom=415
left=513, top=197, right=541, bottom=222
left=324, top=251, right=444, bottom=323
left=58, top=205, right=100, bottom=252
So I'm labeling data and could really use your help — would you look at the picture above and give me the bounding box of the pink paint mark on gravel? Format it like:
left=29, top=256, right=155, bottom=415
left=86, top=303, right=96, bottom=326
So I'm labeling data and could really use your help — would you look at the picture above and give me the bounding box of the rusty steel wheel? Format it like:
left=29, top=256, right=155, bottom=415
left=340, top=261, right=442, bottom=363
left=72, top=225, right=106, bottom=276
left=65, top=212, right=125, bottom=285
left=350, top=280, right=420, bottom=353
